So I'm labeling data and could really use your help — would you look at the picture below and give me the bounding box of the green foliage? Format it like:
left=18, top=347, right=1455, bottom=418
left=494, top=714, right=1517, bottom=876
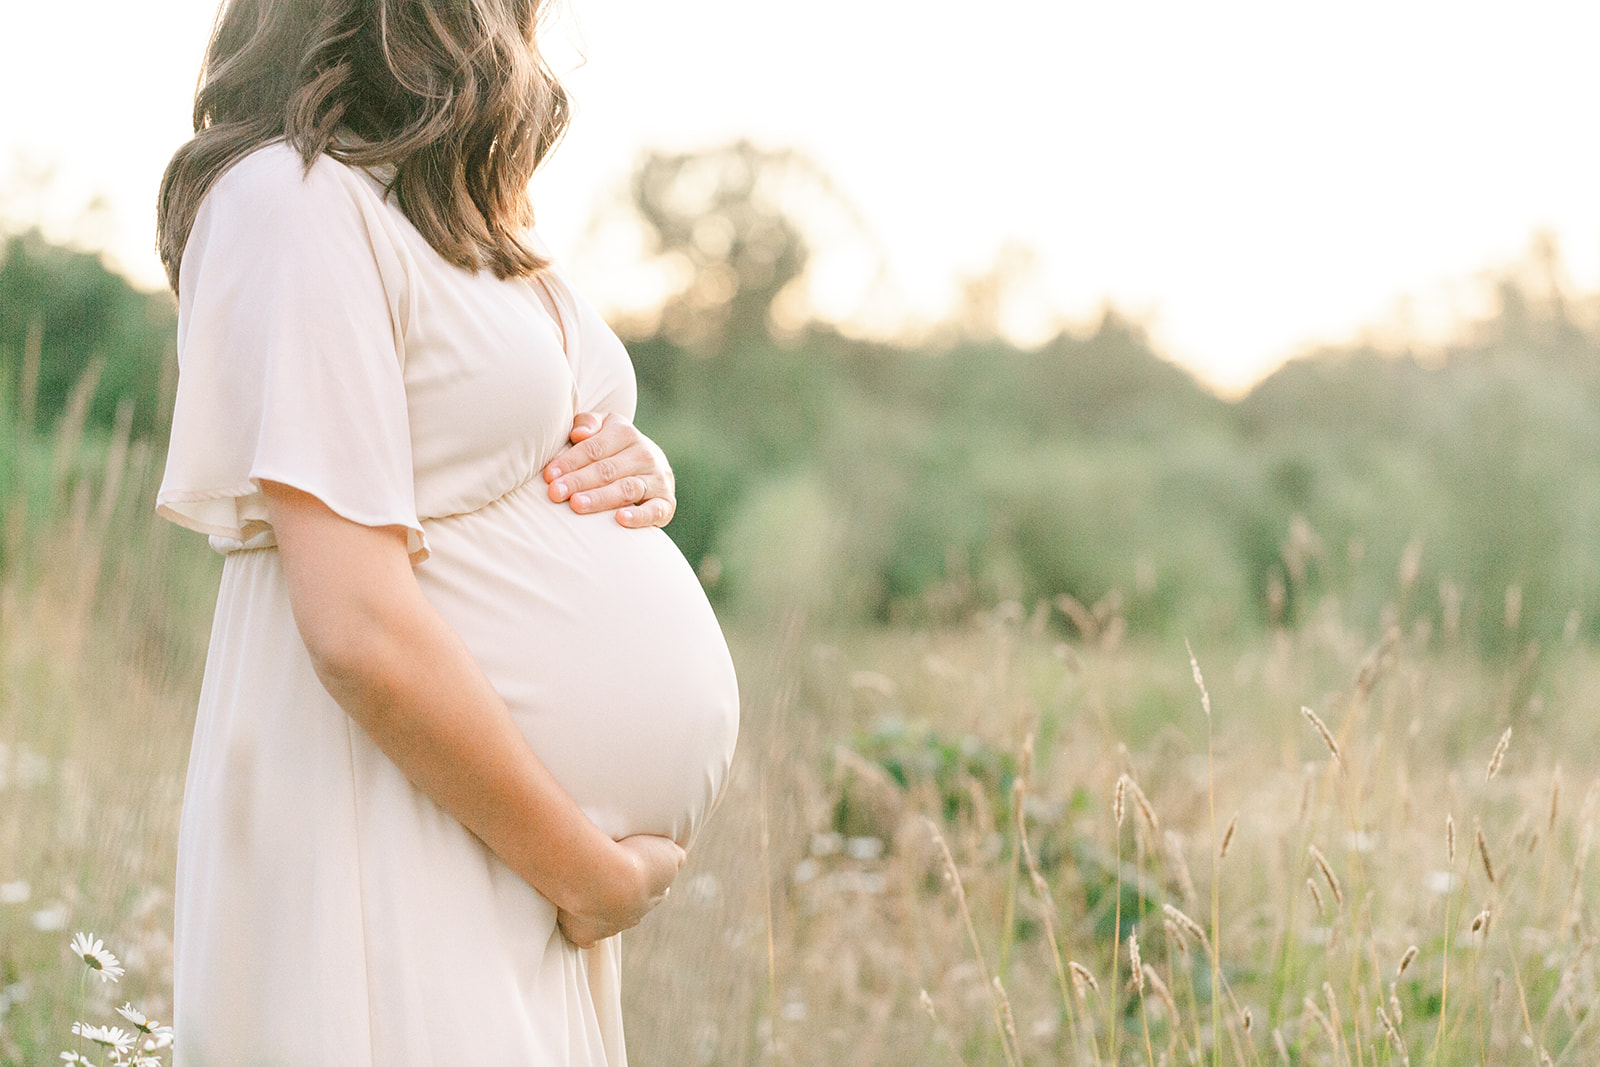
left=843, top=717, right=1018, bottom=826
left=629, top=260, right=1600, bottom=656
left=13, top=148, right=1600, bottom=657
left=0, top=231, right=176, bottom=440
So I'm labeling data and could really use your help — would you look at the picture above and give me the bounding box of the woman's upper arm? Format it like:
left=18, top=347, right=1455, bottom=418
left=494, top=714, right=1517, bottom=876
left=156, top=147, right=427, bottom=563
left=261, top=479, right=419, bottom=676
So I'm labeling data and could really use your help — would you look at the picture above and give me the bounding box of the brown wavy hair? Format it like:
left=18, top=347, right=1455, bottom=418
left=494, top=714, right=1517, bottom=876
left=156, top=0, right=570, bottom=292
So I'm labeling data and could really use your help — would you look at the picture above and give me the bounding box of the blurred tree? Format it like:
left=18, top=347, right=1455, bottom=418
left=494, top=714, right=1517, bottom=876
left=628, top=140, right=858, bottom=353
left=954, top=241, right=1040, bottom=342
left=0, top=231, right=176, bottom=439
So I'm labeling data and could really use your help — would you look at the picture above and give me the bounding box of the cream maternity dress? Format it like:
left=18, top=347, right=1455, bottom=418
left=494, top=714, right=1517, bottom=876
left=156, top=143, right=740, bottom=1066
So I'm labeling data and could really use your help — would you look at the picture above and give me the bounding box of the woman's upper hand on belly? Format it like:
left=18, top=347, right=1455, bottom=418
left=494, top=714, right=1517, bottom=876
left=557, top=833, right=685, bottom=948
left=543, top=412, right=676, bottom=529
left=261, top=479, right=682, bottom=935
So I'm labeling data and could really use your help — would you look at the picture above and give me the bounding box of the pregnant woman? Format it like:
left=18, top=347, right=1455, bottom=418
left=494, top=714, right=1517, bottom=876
left=152, top=1, right=740, bottom=1063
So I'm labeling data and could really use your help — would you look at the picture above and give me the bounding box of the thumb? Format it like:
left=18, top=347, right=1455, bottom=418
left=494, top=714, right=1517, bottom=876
left=569, top=411, right=604, bottom=441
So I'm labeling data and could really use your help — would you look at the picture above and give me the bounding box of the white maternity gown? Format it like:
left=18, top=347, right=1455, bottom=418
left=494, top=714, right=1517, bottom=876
left=155, top=143, right=740, bottom=1066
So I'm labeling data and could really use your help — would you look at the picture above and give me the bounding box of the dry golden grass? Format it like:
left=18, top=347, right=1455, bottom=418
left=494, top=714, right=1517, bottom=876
left=618, top=607, right=1600, bottom=1066
left=8, top=403, right=1600, bottom=1065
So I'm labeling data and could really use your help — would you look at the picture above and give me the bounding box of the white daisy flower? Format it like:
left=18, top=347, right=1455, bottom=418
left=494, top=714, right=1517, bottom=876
left=59, top=1053, right=92, bottom=1065
left=115, top=1003, right=163, bottom=1033
left=131, top=1057, right=164, bottom=1067
left=71, top=1021, right=134, bottom=1054
left=68, top=933, right=125, bottom=982
left=143, top=1030, right=174, bottom=1051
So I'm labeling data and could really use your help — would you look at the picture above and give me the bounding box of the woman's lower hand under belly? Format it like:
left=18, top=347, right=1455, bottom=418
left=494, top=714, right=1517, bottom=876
left=556, top=833, right=685, bottom=948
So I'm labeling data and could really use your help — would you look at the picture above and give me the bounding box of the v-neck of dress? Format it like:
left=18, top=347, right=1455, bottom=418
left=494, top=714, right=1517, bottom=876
left=529, top=272, right=570, bottom=362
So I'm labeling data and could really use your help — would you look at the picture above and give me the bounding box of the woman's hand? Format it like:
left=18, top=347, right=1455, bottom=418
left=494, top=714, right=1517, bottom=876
left=544, top=413, right=676, bottom=529
left=557, top=834, right=686, bottom=948
left=263, top=482, right=674, bottom=941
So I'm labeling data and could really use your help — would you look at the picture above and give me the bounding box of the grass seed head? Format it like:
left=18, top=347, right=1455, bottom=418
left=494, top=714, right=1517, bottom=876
left=1551, top=769, right=1562, bottom=832
left=1068, top=961, right=1099, bottom=998
left=1145, top=965, right=1178, bottom=1019
left=1113, top=774, right=1128, bottom=827
left=1355, top=626, right=1401, bottom=697
left=925, top=819, right=967, bottom=904
left=1185, top=639, right=1212, bottom=718
left=1162, top=902, right=1208, bottom=946
left=1471, top=908, right=1492, bottom=934
left=1486, top=726, right=1512, bottom=782
left=1447, top=813, right=1456, bottom=864
left=1303, top=996, right=1336, bottom=1046
left=1306, top=876, right=1326, bottom=916
left=1163, top=917, right=1189, bottom=955
left=1301, top=706, right=1344, bottom=769
left=1476, top=827, right=1496, bottom=884
left=1128, top=932, right=1144, bottom=993
left=1127, top=777, right=1160, bottom=834
left=1322, top=981, right=1342, bottom=1028
left=1220, top=812, right=1238, bottom=859
left=1308, top=843, right=1343, bottom=905
left=1397, top=945, right=1419, bottom=979
left=1377, top=1004, right=1408, bottom=1062
left=991, top=976, right=1017, bottom=1040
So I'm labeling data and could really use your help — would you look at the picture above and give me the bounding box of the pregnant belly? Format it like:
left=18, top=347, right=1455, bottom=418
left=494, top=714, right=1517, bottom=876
left=415, top=481, right=739, bottom=847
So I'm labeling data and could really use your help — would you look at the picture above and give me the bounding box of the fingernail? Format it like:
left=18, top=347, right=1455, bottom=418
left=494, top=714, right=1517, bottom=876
left=553, top=481, right=567, bottom=498
left=573, top=493, right=589, bottom=510
left=548, top=466, right=562, bottom=478
left=619, top=508, right=632, bottom=522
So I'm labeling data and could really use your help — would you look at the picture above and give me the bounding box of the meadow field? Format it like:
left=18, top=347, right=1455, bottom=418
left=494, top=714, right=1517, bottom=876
left=7, top=351, right=1600, bottom=1067
left=8, top=174, right=1600, bottom=1063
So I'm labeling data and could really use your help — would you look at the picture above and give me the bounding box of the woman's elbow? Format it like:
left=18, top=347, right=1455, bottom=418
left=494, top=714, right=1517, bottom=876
left=298, top=610, right=407, bottom=709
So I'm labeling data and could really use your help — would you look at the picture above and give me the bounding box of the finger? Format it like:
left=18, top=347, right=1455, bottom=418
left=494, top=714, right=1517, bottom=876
left=616, top=496, right=675, bottom=529
left=552, top=441, right=667, bottom=504
left=545, top=417, right=640, bottom=486
left=550, top=443, right=654, bottom=501
left=567, top=411, right=604, bottom=443
left=568, top=474, right=671, bottom=515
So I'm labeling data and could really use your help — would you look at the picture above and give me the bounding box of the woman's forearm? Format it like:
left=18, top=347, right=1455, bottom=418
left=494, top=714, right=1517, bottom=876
left=315, top=592, right=635, bottom=914
left=260, top=480, right=641, bottom=920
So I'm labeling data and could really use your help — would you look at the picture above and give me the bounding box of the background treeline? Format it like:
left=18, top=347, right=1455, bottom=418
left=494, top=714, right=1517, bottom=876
left=4, top=143, right=1598, bottom=655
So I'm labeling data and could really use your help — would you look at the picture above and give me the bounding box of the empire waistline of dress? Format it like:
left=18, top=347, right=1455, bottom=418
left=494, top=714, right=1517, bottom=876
left=206, top=464, right=562, bottom=558
left=417, top=466, right=562, bottom=527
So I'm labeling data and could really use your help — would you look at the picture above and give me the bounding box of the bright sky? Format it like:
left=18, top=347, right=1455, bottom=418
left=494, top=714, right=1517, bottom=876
left=5, top=0, right=1599, bottom=394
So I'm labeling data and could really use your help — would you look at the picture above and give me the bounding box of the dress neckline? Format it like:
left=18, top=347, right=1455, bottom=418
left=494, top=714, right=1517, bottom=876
left=529, top=273, right=570, bottom=359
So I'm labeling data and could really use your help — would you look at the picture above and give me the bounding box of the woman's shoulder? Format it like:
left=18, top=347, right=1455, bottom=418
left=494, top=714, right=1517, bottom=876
left=206, top=141, right=382, bottom=225
left=181, top=141, right=414, bottom=313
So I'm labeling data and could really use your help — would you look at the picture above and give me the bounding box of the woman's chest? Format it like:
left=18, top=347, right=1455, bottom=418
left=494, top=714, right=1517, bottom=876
left=397, top=263, right=579, bottom=518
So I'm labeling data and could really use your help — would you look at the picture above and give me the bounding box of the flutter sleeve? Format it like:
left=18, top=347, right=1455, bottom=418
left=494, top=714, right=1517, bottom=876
left=156, top=145, right=428, bottom=563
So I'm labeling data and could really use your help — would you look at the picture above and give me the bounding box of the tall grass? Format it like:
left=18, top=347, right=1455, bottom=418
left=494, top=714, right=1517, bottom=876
left=620, top=588, right=1600, bottom=1064
left=0, top=369, right=216, bottom=1062
left=6, top=376, right=1600, bottom=1064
